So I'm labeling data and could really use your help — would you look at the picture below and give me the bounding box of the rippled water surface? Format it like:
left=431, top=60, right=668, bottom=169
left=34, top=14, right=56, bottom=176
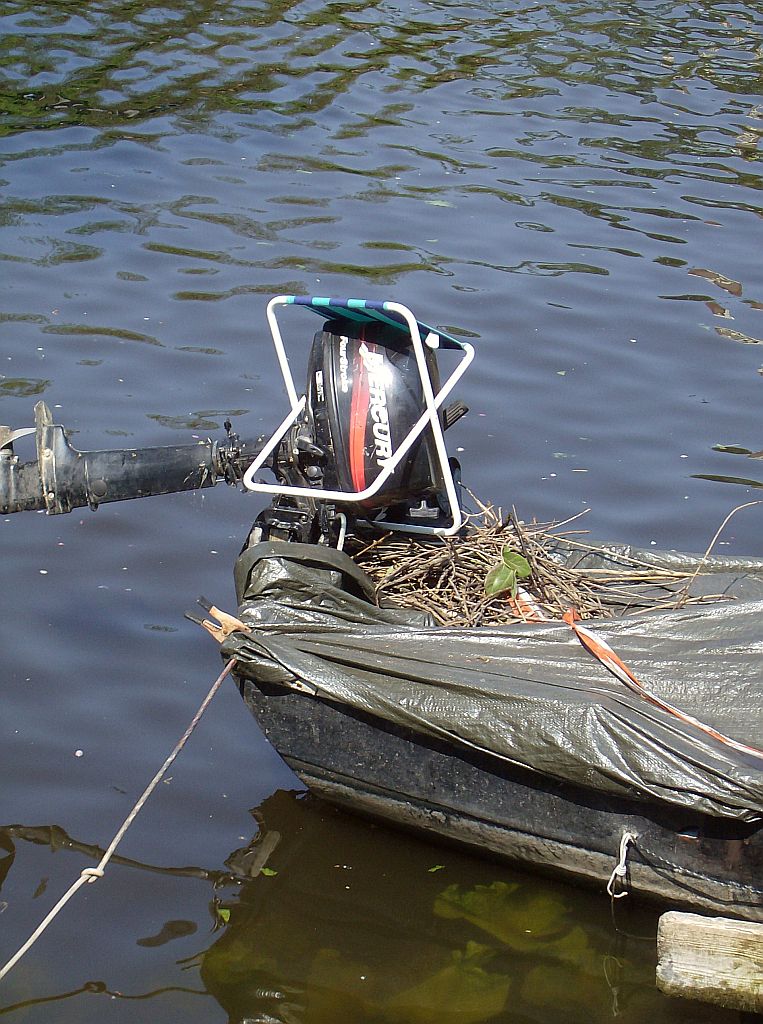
left=1, top=1, right=761, bottom=1021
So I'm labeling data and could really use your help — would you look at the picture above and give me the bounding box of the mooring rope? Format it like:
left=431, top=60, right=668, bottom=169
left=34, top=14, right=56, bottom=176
left=0, top=657, right=237, bottom=985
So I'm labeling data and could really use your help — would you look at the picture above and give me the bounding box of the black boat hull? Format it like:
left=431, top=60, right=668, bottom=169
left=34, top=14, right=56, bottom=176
left=240, top=678, right=762, bottom=922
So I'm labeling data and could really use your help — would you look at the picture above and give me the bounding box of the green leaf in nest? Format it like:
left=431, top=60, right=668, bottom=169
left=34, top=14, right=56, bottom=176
left=485, top=564, right=517, bottom=598
left=485, top=548, right=531, bottom=598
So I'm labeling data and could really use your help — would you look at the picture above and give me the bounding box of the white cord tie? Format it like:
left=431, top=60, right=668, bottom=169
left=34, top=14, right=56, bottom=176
left=81, top=867, right=105, bottom=883
left=607, top=830, right=636, bottom=899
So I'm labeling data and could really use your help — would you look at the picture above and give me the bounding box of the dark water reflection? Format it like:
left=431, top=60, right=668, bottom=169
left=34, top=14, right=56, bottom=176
left=1, top=0, right=761, bottom=1020
left=0, top=792, right=737, bottom=1023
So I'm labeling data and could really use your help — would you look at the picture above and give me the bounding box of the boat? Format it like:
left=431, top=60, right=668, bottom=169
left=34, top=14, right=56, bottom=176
left=3, top=295, right=761, bottom=921
left=221, top=535, right=763, bottom=923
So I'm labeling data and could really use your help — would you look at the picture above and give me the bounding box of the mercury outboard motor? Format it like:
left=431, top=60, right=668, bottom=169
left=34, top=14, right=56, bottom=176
left=0, top=296, right=473, bottom=543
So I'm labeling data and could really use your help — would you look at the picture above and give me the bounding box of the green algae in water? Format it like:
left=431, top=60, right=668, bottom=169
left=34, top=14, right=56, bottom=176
left=199, top=793, right=706, bottom=1024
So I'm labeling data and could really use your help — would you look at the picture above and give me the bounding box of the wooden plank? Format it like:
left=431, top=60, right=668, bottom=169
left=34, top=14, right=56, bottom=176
left=656, top=911, right=763, bottom=1013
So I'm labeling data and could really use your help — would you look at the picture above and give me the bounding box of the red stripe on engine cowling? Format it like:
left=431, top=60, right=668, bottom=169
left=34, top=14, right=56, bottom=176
left=349, top=338, right=370, bottom=491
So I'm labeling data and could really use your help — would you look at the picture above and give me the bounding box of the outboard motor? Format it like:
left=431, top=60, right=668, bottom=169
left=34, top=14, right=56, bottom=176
left=0, top=296, right=474, bottom=544
left=241, top=296, right=474, bottom=541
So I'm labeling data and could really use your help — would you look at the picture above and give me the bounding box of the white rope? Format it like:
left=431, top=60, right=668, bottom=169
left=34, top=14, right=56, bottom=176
left=335, top=513, right=347, bottom=552
left=607, top=830, right=637, bottom=899
left=0, top=657, right=236, bottom=984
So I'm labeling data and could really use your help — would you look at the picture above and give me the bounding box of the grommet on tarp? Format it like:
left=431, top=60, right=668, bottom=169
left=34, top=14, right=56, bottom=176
left=607, top=831, right=637, bottom=899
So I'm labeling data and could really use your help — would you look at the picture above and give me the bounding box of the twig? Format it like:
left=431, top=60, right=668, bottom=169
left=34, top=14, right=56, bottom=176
left=352, top=500, right=745, bottom=627
left=675, top=501, right=761, bottom=608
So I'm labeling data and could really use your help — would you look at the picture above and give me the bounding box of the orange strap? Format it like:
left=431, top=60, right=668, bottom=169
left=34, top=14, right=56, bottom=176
left=562, top=608, right=763, bottom=764
left=508, top=586, right=549, bottom=623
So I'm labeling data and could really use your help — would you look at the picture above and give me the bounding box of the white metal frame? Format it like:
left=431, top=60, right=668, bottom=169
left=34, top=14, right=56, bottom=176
left=242, top=295, right=474, bottom=536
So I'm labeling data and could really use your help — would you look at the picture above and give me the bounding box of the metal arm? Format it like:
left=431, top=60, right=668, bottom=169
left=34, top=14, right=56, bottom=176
left=0, top=402, right=263, bottom=515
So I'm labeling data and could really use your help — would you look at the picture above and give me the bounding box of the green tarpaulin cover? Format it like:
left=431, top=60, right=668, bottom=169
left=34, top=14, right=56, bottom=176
left=223, top=541, right=763, bottom=823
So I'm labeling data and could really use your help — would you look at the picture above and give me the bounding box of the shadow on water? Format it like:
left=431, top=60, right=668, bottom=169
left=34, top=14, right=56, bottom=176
left=0, top=791, right=741, bottom=1024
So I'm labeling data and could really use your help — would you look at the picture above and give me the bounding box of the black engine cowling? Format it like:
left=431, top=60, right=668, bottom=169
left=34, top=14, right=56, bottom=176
left=300, top=317, right=445, bottom=509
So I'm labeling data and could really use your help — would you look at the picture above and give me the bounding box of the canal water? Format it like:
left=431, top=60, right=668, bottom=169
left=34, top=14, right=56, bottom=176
left=1, top=0, right=761, bottom=1020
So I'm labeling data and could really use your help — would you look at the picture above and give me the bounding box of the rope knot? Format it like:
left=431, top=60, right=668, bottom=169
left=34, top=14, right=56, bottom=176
left=81, top=867, right=105, bottom=883
left=607, top=831, right=636, bottom=899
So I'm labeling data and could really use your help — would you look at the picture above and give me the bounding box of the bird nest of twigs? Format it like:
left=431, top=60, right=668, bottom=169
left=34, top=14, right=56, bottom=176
left=349, top=499, right=722, bottom=628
